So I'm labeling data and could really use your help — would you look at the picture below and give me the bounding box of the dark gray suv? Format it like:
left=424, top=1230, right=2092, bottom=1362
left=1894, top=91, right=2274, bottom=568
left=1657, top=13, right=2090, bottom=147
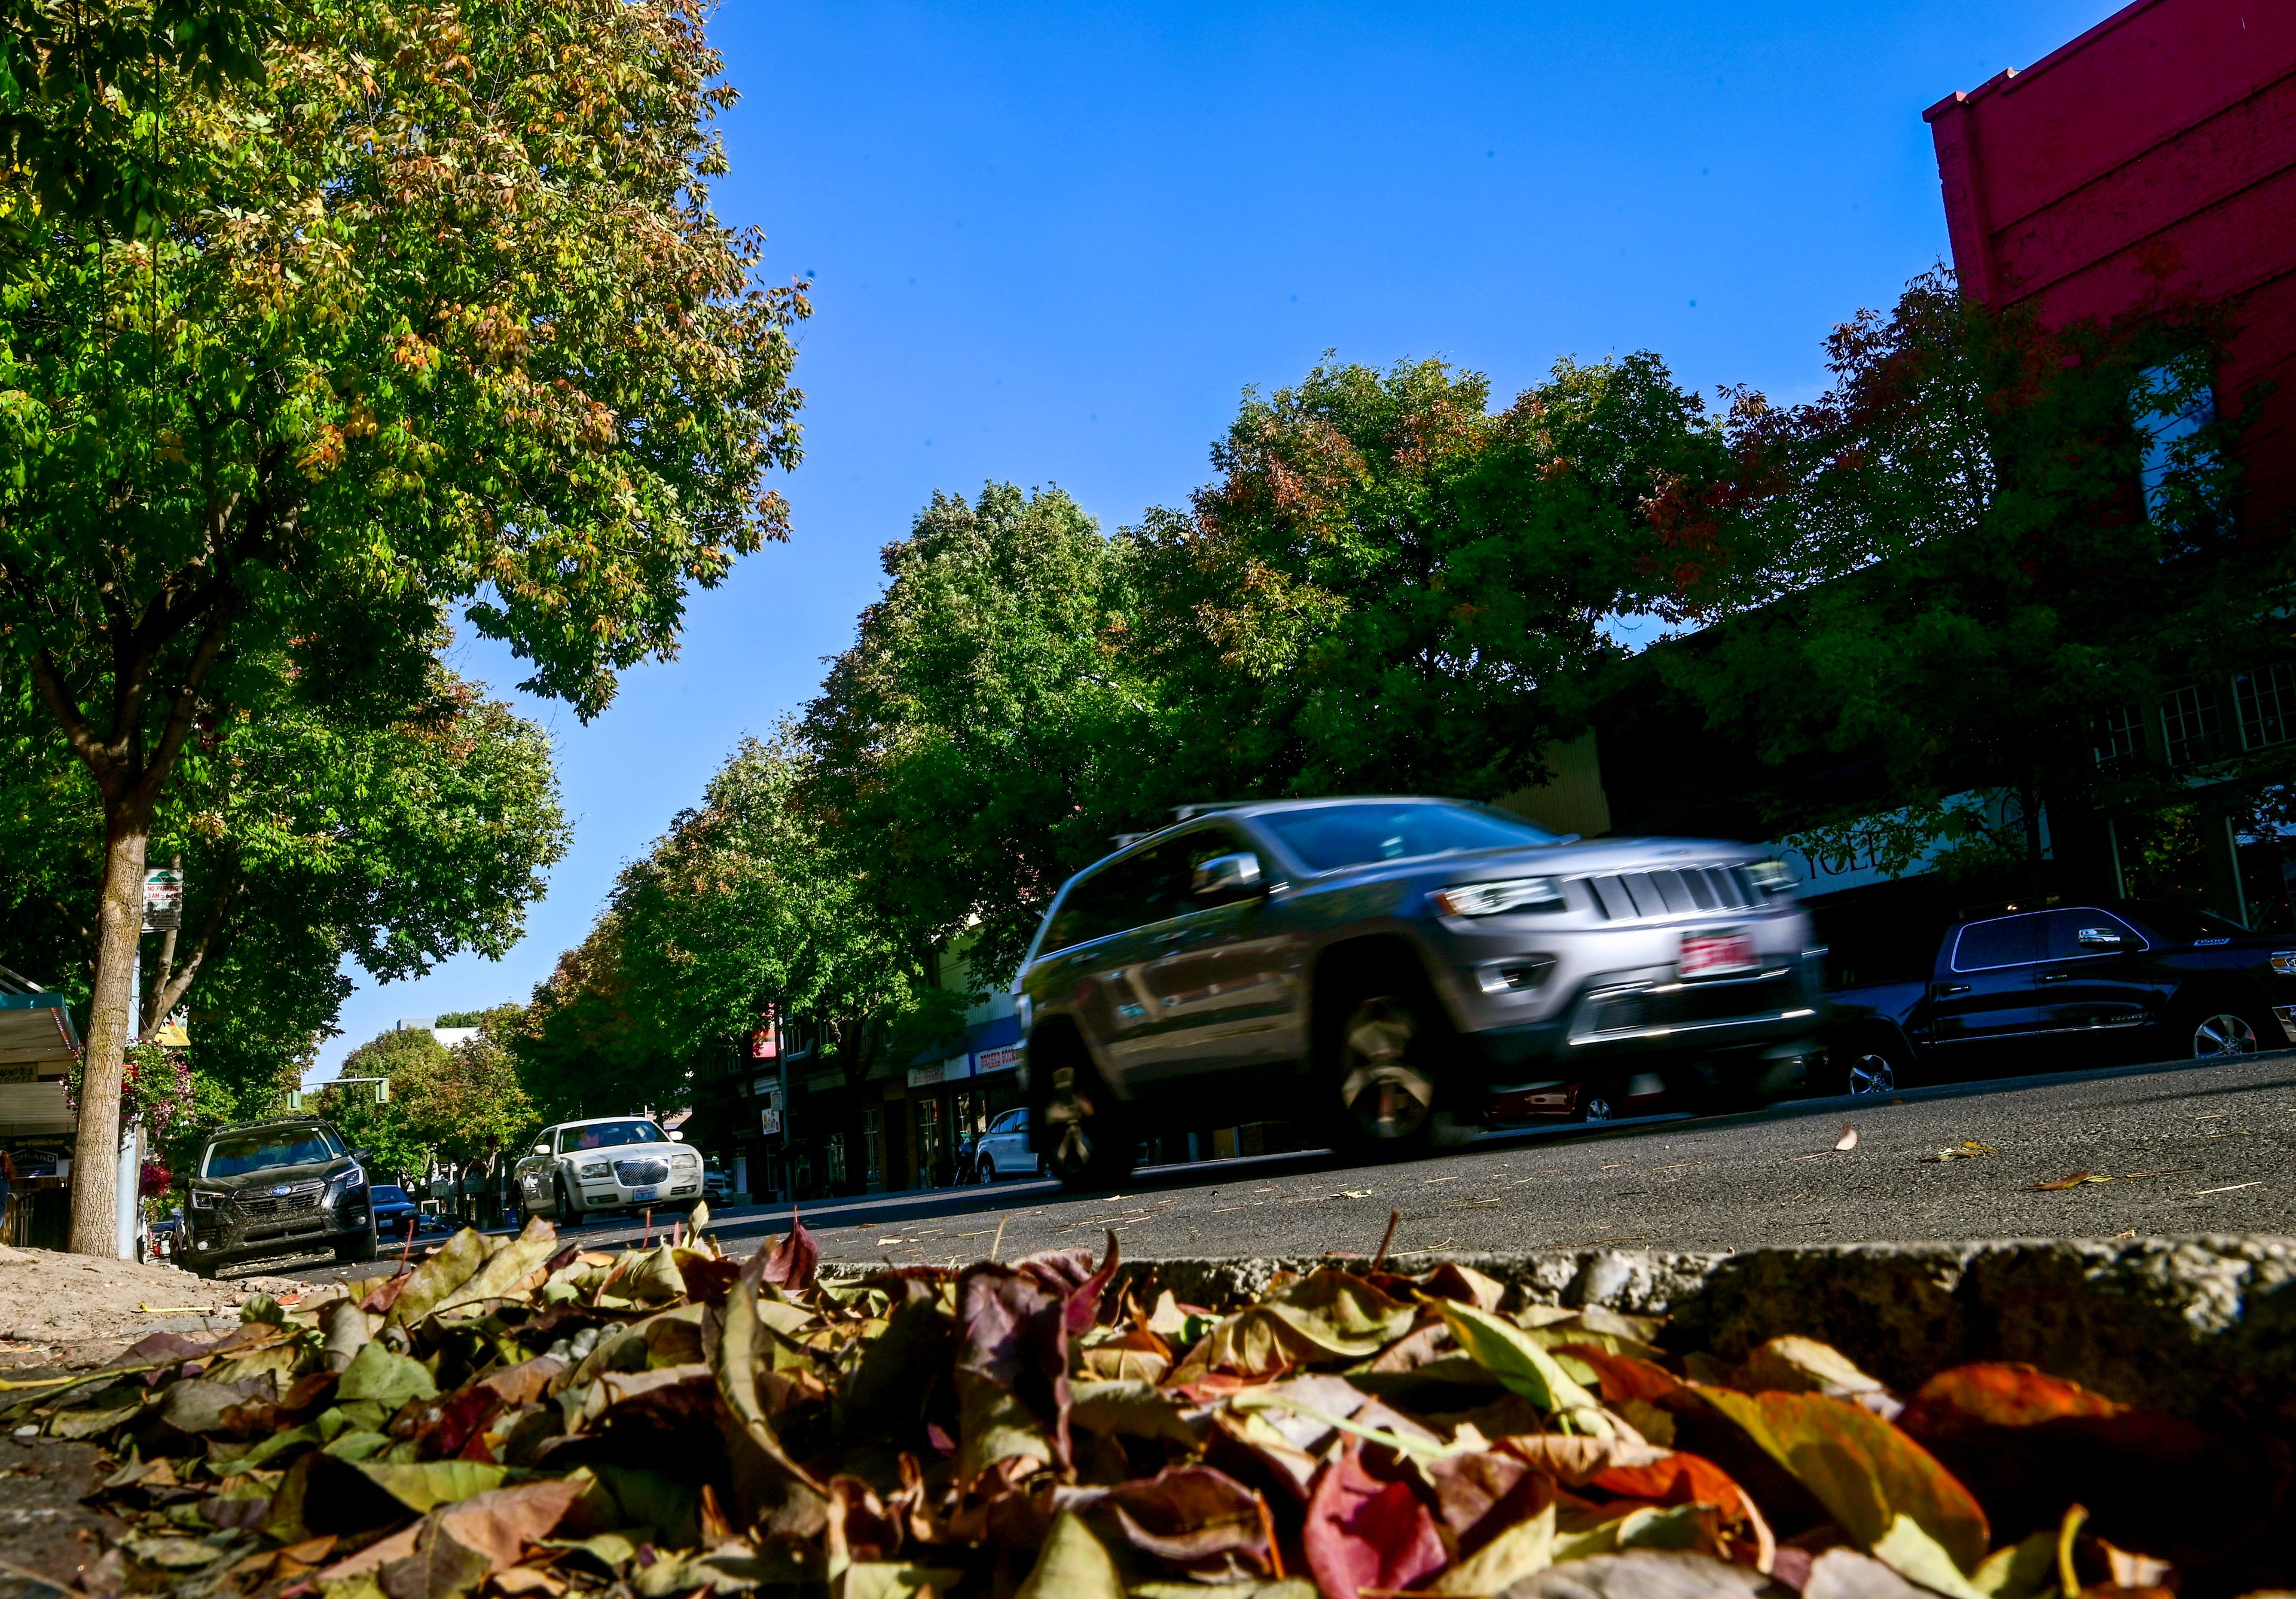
left=183, top=1119, right=377, bottom=1276
left=1018, top=797, right=1820, bottom=1187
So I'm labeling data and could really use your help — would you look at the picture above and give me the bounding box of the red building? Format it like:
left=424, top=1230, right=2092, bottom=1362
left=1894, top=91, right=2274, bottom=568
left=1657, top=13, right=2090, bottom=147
left=1925, top=0, right=2296, bottom=531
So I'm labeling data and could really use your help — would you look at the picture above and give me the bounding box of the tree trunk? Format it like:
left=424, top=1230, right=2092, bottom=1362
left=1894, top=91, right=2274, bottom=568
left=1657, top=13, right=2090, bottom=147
left=70, top=806, right=153, bottom=1256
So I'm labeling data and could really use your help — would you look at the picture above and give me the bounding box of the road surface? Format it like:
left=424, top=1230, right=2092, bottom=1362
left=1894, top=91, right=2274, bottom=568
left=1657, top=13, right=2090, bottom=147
left=275, top=1050, right=2295, bottom=1286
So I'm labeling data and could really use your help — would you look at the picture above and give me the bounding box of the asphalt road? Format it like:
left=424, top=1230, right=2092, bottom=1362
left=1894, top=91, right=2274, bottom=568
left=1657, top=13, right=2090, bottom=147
left=273, top=1049, right=2295, bottom=1287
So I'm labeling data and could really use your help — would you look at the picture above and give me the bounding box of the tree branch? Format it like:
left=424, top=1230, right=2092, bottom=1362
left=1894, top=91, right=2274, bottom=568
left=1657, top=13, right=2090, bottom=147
left=134, top=594, right=233, bottom=813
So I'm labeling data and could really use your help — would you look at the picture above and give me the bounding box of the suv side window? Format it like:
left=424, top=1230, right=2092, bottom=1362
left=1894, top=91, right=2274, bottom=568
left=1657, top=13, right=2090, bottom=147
left=1952, top=915, right=2046, bottom=971
left=2042, top=909, right=2145, bottom=959
left=1043, top=848, right=1182, bottom=952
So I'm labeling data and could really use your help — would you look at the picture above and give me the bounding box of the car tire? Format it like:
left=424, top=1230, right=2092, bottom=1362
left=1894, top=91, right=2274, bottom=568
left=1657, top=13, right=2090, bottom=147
left=554, top=1175, right=578, bottom=1225
left=335, top=1224, right=378, bottom=1265
left=1577, top=1081, right=1621, bottom=1123
left=1833, top=1035, right=1910, bottom=1098
left=1320, top=973, right=1452, bottom=1159
left=1033, top=1040, right=1135, bottom=1192
left=975, top=1155, right=995, bottom=1184
left=2187, top=1002, right=2276, bottom=1059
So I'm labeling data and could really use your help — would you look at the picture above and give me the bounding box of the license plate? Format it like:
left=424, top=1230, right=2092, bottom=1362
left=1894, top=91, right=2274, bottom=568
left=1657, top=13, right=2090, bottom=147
left=1680, top=929, right=1758, bottom=978
left=629, top=1186, right=658, bottom=1202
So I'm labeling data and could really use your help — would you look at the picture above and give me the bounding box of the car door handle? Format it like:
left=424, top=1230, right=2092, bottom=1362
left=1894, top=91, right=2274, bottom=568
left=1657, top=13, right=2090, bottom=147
left=2037, top=971, right=2075, bottom=983
left=1935, top=983, right=1970, bottom=996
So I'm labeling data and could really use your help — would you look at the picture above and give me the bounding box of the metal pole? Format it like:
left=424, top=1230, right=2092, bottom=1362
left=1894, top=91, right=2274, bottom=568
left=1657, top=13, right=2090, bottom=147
left=117, top=933, right=142, bottom=1259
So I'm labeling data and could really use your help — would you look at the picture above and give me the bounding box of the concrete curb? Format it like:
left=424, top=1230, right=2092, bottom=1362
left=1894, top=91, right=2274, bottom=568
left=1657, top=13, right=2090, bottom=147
left=855, top=1234, right=2296, bottom=1429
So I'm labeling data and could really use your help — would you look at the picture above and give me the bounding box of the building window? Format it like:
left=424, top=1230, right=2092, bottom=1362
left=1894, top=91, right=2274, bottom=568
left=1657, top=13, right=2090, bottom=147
left=2161, top=684, right=2222, bottom=767
left=2092, top=703, right=2143, bottom=768
left=2132, top=361, right=2222, bottom=534
left=2236, top=664, right=2296, bottom=751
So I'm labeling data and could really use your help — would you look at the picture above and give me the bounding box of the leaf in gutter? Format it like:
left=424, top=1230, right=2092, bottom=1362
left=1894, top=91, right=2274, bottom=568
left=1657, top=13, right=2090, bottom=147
left=712, top=1246, right=829, bottom=1534
left=1015, top=1512, right=1125, bottom=1599
left=2028, top=1172, right=2112, bottom=1190
left=1870, top=1513, right=1989, bottom=1599
left=1431, top=1502, right=1555, bottom=1594
left=384, top=1229, right=495, bottom=1328
left=1438, top=1301, right=1607, bottom=1422
left=359, top=1460, right=511, bottom=1515
left=432, top=1216, right=560, bottom=1317
left=378, top=1516, right=493, bottom=1599
left=1837, top=1124, right=1860, bottom=1151
left=761, top=1211, right=820, bottom=1292
left=1302, top=1436, right=1447, bottom=1599
left=1692, top=1386, right=1988, bottom=1572
left=1897, top=1363, right=2126, bottom=1438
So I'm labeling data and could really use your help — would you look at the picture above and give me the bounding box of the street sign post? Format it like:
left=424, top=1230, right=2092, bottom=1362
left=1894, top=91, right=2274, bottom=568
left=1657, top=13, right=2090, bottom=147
left=142, top=869, right=183, bottom=933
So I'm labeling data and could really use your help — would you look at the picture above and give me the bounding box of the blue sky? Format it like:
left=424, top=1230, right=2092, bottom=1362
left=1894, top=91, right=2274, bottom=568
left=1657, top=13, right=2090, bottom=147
left=310, top=0, right=2121, bottom=1078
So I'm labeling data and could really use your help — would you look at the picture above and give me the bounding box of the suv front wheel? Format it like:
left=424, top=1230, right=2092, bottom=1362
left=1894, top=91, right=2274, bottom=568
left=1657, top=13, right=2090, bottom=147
left=1033, top=1043, right=1134, bottom=1192
left=1322, top=978, right=1469, bottom=1158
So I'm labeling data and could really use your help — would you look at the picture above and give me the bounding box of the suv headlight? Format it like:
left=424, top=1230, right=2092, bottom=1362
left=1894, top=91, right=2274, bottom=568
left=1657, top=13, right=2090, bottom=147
left=329, top=1164, right=365, bottom=1193
left=190, top=1188, right=219, bottom=1210
left=578, top=1160, right=610, bottom=1178
left=1432, top=877, right=1566, bottom=916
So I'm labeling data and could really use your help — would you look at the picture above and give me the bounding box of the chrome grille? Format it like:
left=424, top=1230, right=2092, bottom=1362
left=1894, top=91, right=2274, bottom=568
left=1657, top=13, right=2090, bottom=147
left=1583, top=866, right=1760, bottom=922
left=1587, top=972, right=1799, bottom=1034
left=614, top=1158, right=670, bottom=1186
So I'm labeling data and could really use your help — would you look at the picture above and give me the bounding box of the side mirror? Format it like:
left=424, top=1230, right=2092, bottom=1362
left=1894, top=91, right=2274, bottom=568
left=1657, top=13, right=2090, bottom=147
left=532, top=1143, right=549, bottom=1156
left=1192, top=852, right=1265, bottom=902
left=668, top=1130, right=685, bottom=1142
left=353, top=1147, right=373, bottom=1163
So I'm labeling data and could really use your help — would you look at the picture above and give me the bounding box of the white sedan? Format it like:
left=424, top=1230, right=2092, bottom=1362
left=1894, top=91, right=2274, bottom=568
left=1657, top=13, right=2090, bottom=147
left=515, top=1117, right=703, bottom=1220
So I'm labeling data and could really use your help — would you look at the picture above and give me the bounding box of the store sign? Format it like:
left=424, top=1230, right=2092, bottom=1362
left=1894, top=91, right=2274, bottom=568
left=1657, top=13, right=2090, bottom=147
left=760, top=1105, right=783, bottom=1136
left=142, top=869, right=183, bottom=932
left=907, top=1055, right=970, bottom=1089
left=750, top=1029, right=777, bottom=1060
left=972, top=1044, right=1021, bottom=1076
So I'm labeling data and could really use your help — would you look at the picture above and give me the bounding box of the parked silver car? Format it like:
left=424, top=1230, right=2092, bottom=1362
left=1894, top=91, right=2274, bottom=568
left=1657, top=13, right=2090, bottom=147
left=514, top=1117, right=703, bottom=1220
left=1018, top=797, right=1820, bottom=1188
left=970, top=1108, right=1039, bottom=1182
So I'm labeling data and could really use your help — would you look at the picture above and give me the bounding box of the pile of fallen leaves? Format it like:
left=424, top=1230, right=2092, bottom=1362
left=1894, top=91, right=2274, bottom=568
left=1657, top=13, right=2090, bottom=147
left=5, top=1207, right=2288, bottom=1599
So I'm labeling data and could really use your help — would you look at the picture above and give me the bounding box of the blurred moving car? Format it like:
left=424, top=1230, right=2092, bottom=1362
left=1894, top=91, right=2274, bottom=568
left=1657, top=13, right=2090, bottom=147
left=182, top=1119, right=377, bottom=1276
left=369, top=1183, right=420, bottom=1240
left=703, top=1156, right=733, bottom=1203
left=1019, top=797, right=1819, bottom=1188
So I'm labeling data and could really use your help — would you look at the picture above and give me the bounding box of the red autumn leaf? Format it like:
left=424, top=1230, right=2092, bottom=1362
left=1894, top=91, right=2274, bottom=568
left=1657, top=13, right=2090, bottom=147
left=761, top=1213, right=820, bottom=1292
left=1591, top=1450, right=1760, bottom=1528
left=1302, top=1438, right=1447, bottom=1599
left=1897, top=1364, right=2127, bottom=1439
left=1561, top=1344, right=1684, bottom=1405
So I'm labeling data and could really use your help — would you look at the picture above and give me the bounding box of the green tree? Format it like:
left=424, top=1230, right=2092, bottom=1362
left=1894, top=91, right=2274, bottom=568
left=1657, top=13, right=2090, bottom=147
left=319, top=1026, right=450, bottom=1181
left=0, top=0, right=805, bottom=1251
left=390, top=1008, right=534, bottom=1171
left=0, top=666, right=567, bottom=1119
left=1653, top=270, right=2282, bottom=891
left=804, top=486, right=1158, bottom=982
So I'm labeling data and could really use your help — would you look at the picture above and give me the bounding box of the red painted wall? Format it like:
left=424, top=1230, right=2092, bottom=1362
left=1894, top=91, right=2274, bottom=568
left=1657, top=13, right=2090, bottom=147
left=1925, top=0, right=2296, bottom=529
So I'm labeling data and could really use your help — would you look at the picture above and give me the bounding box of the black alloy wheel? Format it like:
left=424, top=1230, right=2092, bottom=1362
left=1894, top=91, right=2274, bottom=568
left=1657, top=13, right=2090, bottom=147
left=1845, top=1048, right=1898, bottom=1097
left=1325, top=982, right=1461, bottom=1157
left=975, top=1155, right=996, bottom=1184
left=1577, top=1083, right=1619, bottom=1123
left=1038, top=1054, right=1134, bottom=1191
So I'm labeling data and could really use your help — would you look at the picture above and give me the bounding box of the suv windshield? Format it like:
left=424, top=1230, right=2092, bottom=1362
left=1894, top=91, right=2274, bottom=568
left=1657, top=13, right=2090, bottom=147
left=1261, top=803, right=1557, bottom=873
left=201, top=1126, right=343, bottom=1178
left=2123, top=900, right=2249, bottom=943
left=560, top=1120, right=666, bottom=1152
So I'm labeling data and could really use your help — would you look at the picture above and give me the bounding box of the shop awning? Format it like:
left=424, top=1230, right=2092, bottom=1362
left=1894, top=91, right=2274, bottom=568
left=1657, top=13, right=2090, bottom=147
left=0, top=993, right=80, bottom=1139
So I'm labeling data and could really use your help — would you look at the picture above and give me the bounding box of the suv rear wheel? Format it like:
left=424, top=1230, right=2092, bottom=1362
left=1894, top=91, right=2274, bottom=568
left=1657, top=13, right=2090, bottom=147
left=334, top=1223, right=377, bottom=1265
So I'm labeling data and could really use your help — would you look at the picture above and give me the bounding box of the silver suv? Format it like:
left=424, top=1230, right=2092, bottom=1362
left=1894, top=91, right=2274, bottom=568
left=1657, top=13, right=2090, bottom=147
left=1018, top=797, right=1819, bottom=1188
